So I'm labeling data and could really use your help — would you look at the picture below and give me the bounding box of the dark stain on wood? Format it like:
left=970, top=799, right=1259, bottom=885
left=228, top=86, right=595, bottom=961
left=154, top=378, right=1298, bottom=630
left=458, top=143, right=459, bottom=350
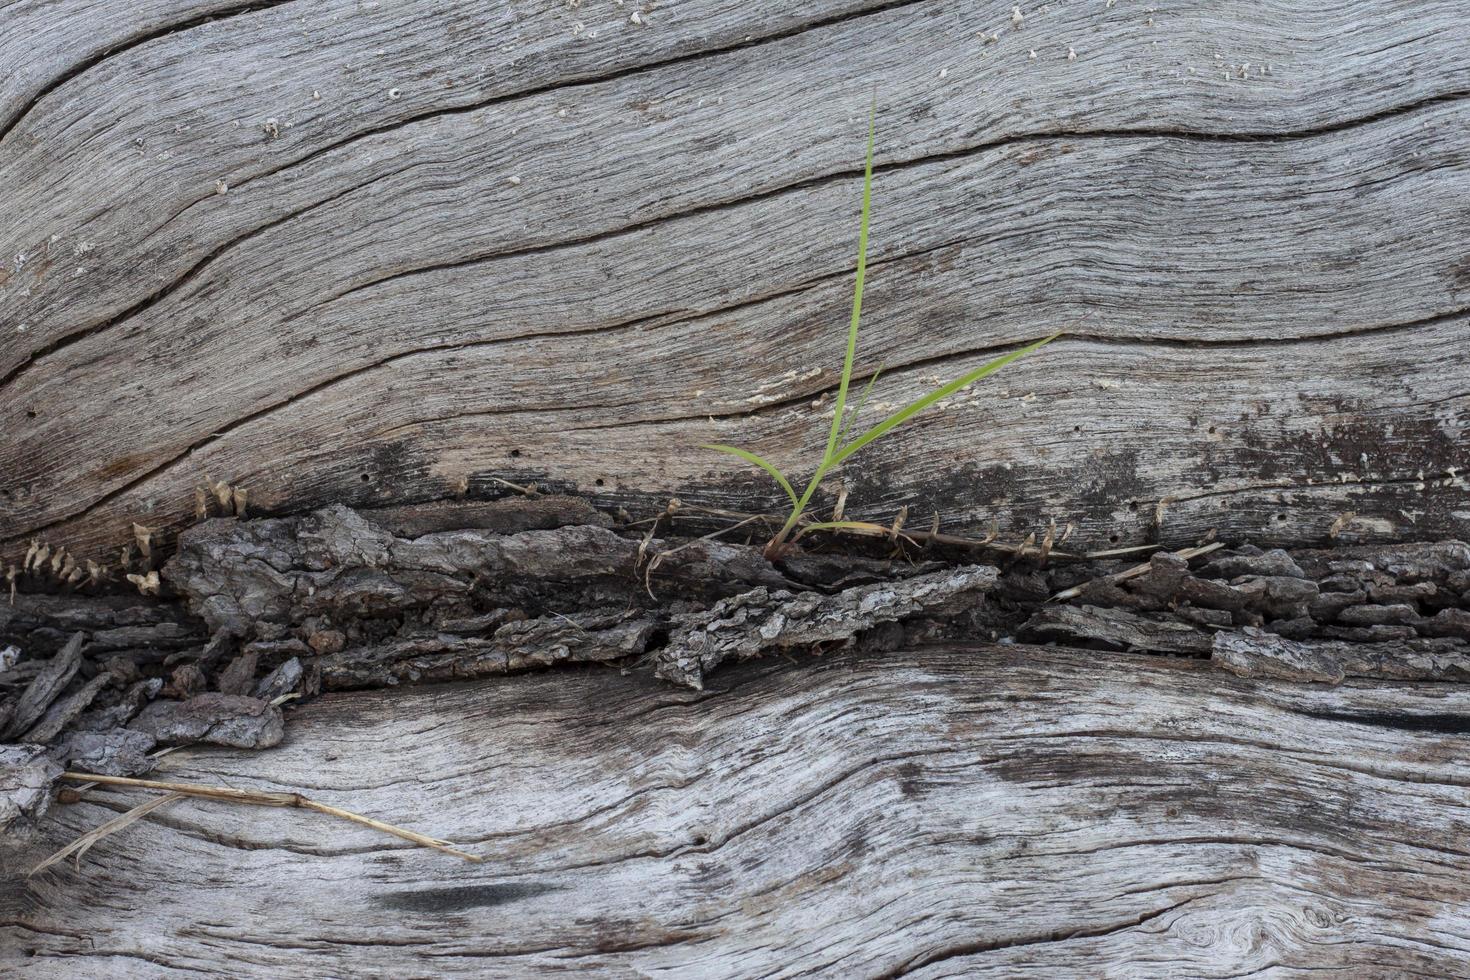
left=378, top=882, right=562, bottom=913
left=93, top=455, right=147, bottom=480
left=1297, top=708, right=1470, bottom=736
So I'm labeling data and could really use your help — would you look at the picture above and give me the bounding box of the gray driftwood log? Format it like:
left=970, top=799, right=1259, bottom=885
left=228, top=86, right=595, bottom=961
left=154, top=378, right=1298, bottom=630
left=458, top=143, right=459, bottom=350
left=4, top=644, right=1469, bottom=977
left=5, top=2, right=1470, bottom=975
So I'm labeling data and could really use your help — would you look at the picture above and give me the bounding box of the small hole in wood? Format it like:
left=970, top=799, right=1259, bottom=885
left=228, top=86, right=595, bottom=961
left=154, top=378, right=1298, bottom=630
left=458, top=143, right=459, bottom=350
left=594, top=478, right=605, bottom=487
left=1208, top=425, right=1216, bottom=434
left=1275, top=513, right=1287, bottom=523
left=1109, top=533, right=1121, bottom=544
left=26, top=410, right=36, bottom=419
left=509, top=449, right=522, bottom=458
left=1127, top=501, right=1138, bottom=513
left=360, top=473, right=371, bottom=483
left=1073, top=425, right=1081, bottom=433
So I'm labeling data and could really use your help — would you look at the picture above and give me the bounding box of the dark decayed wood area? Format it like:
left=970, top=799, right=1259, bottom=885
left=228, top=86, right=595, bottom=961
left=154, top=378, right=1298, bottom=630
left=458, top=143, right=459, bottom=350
left=3, top=0, right=1470, bottom=976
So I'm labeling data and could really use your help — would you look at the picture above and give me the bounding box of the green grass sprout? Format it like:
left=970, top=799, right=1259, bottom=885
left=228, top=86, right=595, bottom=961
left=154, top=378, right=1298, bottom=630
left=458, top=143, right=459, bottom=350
left=704, top=109, right=1060, bottom=560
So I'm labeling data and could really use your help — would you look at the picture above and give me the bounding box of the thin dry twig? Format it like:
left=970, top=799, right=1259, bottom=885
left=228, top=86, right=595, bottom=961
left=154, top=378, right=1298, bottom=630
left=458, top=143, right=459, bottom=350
left=1049, top=541, right=1226, bottom=602
left=642, top=514, right=765, bottom=598
left=1082, top=543, right=1162, bottom=558
left=488, top=477, right=538, bottom=496
left=55, top=772, right=481, bottom=863
left=675, top=505, right=1077, bottom=559
left=31, top=793, right=186, bottom=876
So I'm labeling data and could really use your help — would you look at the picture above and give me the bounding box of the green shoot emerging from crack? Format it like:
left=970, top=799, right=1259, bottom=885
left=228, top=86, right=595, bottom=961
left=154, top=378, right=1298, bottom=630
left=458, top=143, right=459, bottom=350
left=704, top=111, right=1059, bottom=561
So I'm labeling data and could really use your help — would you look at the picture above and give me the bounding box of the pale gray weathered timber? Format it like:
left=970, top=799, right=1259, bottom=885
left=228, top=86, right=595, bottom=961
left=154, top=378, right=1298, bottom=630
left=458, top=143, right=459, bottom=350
left=3, top=0, right=1470, bottom=560
left=3, top=644, right=1469, bottom=977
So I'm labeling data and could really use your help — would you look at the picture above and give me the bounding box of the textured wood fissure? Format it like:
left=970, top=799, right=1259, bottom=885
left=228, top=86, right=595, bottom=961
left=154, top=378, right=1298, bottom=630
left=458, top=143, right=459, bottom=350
left=7, top=69, right=1470, bottom=405
left=6, top=235, right=971, bottom=538
left=0, top=1, right=304, bottom=141
left=15, top=87, right=1468, bottom=403
left=13, top=296, right=1470, bottom=552
left=890, top=894, right=1205, bottom=977
left=13, top=288, right=1470, bottom=549
left=204, top=0, right=935, bottom=196
left=570, top=316, right=1470, bottom=434
left=291, top=97, right=1470, bottom=330
left=5, top=644, right=1469, bottom=976
left=0, top=159, right=427, bottom=393
left=0, top=0, right=928, bottom=387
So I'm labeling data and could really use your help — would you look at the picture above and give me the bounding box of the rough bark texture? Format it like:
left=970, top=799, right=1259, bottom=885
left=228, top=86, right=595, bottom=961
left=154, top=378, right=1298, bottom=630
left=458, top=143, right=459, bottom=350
left=5, top=506, right=1469, bottom=813
left=3, top=1, right=1470, bottom=564
left=4, top=645, right=1469, bottom=977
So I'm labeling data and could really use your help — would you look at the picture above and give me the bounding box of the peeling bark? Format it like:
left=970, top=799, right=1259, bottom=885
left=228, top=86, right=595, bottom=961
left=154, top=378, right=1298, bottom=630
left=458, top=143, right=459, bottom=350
left=1, top=633, right=83, bottom=741
left=4, top=505, right=1470, bottom=829
left=656, top=566, right=999, bottom=689
left=1214, top=629, right=1470, bottom=684
left=129, top=694, right=284, bottom=749
left=0, top=744, right=61, bottom=836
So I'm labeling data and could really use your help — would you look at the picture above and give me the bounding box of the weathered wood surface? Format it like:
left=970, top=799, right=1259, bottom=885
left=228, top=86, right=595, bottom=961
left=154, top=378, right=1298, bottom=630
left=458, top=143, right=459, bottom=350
left=4, top=0, right=1470, bottom=563
left=3, top=644, right=1469, bottom=977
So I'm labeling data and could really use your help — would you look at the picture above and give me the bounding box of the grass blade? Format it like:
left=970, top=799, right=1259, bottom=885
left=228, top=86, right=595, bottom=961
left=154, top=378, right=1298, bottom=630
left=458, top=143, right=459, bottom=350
left=702, top=444, right=797, bottom=507
left=832, top=333, right=1060, bottom=468
left=820, top=103, right=877, bottom=470
left=836, top=364, right=884, bottom=449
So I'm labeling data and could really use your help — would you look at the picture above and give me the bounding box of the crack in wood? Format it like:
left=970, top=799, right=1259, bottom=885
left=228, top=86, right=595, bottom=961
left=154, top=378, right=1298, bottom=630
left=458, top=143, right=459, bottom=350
left=0, top=0, right=304, bottom=142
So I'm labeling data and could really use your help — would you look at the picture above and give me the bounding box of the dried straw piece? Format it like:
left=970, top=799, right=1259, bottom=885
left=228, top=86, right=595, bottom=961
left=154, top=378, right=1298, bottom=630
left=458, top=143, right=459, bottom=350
left=1050, top=541, right=1226, bottom=602
left=31, top=793, right=186, bottom=877
left=54, top=771, right=481, bottom=863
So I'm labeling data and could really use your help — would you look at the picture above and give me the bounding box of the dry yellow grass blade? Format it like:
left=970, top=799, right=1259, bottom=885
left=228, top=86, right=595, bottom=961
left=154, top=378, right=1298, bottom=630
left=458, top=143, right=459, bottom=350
left=54, top=771, right=482, bottom=863
left=30, top=792, right=186, bottom=877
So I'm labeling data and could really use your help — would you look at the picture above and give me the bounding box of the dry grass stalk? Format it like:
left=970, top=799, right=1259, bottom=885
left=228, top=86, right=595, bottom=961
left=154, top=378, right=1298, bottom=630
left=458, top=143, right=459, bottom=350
left=1049, top=541, right=1226, bottom=602
left=55, top=771, right=481, bottom=863
left=31, top=792, right=186, bottom=876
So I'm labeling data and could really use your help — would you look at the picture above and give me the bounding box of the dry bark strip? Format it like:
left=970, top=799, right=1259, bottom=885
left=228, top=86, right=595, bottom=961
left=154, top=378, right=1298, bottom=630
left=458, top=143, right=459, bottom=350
left=656, top=565, right=998, bottom=688
left=1020, top=542, right=1470, bottom=682
left=3, top=644, right=1468, bottom=977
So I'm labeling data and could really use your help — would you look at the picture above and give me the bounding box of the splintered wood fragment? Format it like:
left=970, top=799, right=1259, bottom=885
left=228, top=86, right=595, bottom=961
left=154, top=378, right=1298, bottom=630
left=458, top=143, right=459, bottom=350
left=656, top=565, right=998, bottom=688
left=1050, top=541, right=1226, bottom=601
left=1083, top=543, right=1164, bottom=558
left=1022, top=603, right=1213, bottom=655
left=125, top=570, right=161, bottom=596
left=131, top=523, right=154, bottom=563
left=56, top=772, right=482, bottom=863
left=487, top=477, right=538, bottom=496
left=2, top=632, right=84, bottom=740
left=1213, top=629, right=1470, bottom=684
